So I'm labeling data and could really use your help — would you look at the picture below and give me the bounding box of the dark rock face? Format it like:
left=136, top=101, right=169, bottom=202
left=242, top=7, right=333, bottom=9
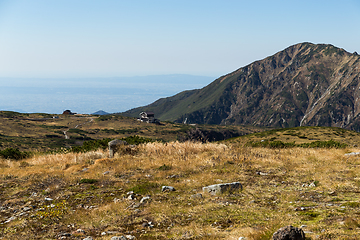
left=272, top=226, right=305, bottom=240
left=123, top=42, right=360, bottom=131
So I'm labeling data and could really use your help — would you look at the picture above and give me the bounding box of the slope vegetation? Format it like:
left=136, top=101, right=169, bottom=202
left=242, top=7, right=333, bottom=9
left=123, top=43, right=360, bottom=131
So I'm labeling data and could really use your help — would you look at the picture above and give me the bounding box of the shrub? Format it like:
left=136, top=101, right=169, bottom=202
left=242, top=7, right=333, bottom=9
left=121, top=135, right=153, bottom=145
left=298, top=139, right=347, bottom=148
left=0, top=148, right=30, bottom=160
left=247, top=139, right=347, bottom=149
left=247, top=140, right=295, bottom=148
left=71, top=138, right=111, bottom=153
left=71, top=136, right=153, bottom=153
left=79, top=178, right=98, bottom=184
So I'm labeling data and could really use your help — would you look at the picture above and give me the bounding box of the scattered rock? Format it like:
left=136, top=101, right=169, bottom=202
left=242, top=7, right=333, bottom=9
left=308, top=181, right=316, bottom=187
left=345, top=152, right=360, bottom=156
left=328, top=191, right=336, bottom=196
left=125, top=235, right=136, bottom=239
left=272, top=225, right=305, bottom=240
left=4, top=216, right=16, bottom=223
left=103, top=171, right=110, bottom=175
left=111, top=236, right=127, bottom=240
left=127, top=194, right=137, bottom=200
left=102, top=231, right=120, bottom=236
left=83, top=237, right=93, bottom=240
left=23, top=207, right=31, bottom=212
left=162, top=186, right=176, bottom=192
left=166, top=174, right=179, bottom=179
left=142, top=222, right=154, bottom=228
left=58, top=232, right=72, bottom=238
left=140, top=196, right=151, bottom=203
left=76, top=229, right=86, bottom=234
left=202, top=182, right=242, bottom=195
left=45, top=197, right=53, bottom=201
left=256, top=171, right=268, bottom=176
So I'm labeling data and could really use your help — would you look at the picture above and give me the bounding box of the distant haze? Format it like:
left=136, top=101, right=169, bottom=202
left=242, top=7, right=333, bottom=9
left=0, top=75, right=214, bottom=114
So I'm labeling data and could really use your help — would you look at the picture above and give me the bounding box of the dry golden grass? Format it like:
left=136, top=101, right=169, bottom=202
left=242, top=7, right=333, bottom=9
left=1, top=141, right=360, bottom=239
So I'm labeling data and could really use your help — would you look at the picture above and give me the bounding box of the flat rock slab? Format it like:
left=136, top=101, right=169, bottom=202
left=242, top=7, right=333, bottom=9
left=202, top=182, right=242, bottom=195
left=345, top=152, right=360, bottom=156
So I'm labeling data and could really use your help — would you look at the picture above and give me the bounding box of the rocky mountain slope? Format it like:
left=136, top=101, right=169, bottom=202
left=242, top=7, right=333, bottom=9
left=122, top=43, right=360, bottom=131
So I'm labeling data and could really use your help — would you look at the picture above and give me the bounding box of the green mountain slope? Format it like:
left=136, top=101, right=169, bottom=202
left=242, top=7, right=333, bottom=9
left=122, top=42, right=360, bottom=130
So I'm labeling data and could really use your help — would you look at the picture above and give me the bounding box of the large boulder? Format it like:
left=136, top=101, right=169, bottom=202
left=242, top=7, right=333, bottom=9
left=108, top=139, right=128, bottom=158
left=202, top=182, right=242, bottom=195
left=272, top=226, right=305, bottom=240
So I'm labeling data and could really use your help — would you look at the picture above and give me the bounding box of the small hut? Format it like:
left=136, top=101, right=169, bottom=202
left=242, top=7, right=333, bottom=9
left=139, top=111, right=156, bottom=123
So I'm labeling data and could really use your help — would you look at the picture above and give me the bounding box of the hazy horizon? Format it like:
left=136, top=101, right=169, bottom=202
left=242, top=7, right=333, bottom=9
left=0, top=74, right=215, bottom=114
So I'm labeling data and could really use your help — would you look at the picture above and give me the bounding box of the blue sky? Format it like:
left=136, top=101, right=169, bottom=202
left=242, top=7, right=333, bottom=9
left=0, top=0, right=359, bottom=78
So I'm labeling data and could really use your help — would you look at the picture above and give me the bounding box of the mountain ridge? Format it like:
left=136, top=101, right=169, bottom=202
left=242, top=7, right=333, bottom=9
left=122, top=42, right=360, bottom=131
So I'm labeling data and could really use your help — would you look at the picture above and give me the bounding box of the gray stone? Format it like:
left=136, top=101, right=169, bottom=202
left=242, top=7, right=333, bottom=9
left=345, top=152, right=360, bottom=156
left=108, top=139, right=128, bottom=158
left=111, top=236, right=127, bottom=240
left=125, top=235, right=136, bottom=239
left=76, top=229, right=85, bottom=234
left=272, top=225, right=305, bottom=240
left=83, top=237, right=93, bottom=240
left=23, top=207, right=31, bottom=211
left=101, top=231, right=119, bottom=236
left=162, top=186, right=176, bottom=192
left=127, top=194, right=136, bottom=200
left=140, top=196, right=151, bottom=203
left=202, top=182, right=242, bottom=195
left=142, top=221, right=154, bottom=228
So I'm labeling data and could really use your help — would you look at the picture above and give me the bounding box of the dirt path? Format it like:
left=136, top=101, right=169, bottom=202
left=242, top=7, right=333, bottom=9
left=62, top=117, right=95, bottom=139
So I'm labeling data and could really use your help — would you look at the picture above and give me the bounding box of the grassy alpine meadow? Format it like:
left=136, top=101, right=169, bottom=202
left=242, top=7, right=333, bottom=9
left=1, top=137, right=360, bottom=239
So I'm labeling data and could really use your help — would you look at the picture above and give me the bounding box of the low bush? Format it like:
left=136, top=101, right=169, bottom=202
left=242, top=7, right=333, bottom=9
left=248, top=139, right=347, bottom=149
left=71, top=135, right=153, bottom=153
left=71, top=138, right=111, bottom=153
left=0, top=148, right=31, bottom=160
left=79, top=178, right=98, bottom=184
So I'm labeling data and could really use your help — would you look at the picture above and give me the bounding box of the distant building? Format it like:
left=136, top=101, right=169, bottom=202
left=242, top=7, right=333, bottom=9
left=138, top=111, right=158, bottom=123
left=62, top=110, right=74, bottom=115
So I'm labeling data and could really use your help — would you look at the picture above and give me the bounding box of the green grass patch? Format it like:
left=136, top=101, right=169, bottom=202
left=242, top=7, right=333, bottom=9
left=79, top=178, right=98, bottom=184
left=127, top=181, right=159, bottom=195
left=158, top=164, right=172, bottom=171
